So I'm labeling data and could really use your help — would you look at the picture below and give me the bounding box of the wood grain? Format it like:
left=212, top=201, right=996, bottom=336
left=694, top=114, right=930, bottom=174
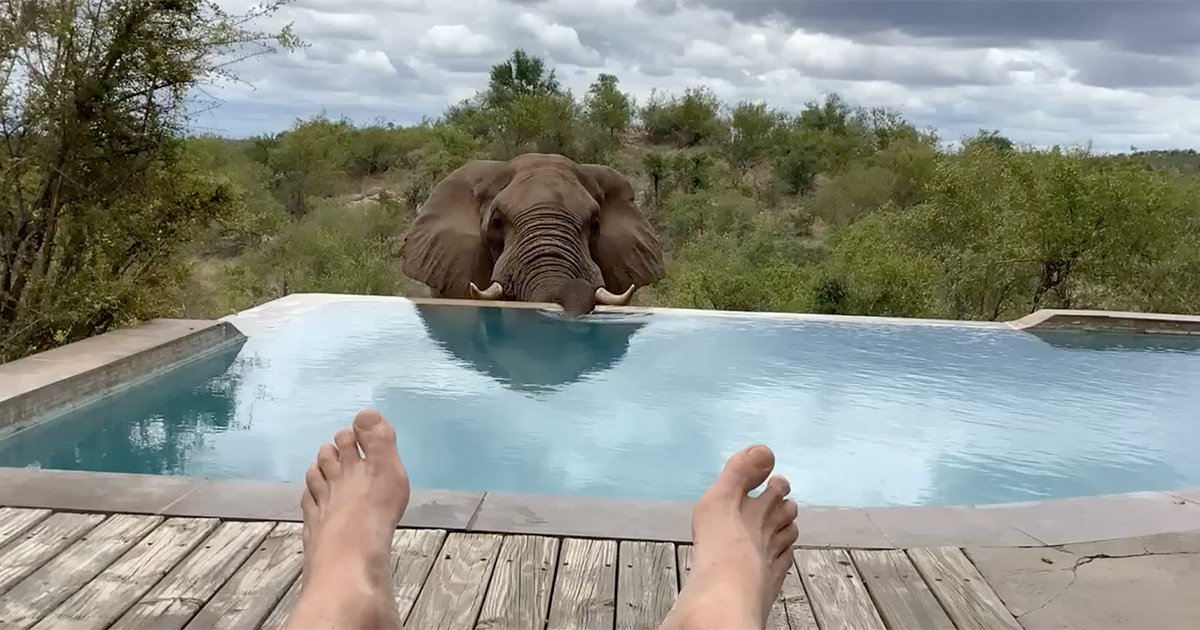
left=183, top=522, right=305, bottom=630
left=391, top=528, right=448, bottom=622
left=405, top=532, right=502, bottom=630
left=476, top=535, right=558, bottom=630
left=0, top=509, right=51, bottom=551
left=0, top=512, right=105, bottom=598
left=616, top=541, right=677, bottom=630
left=852, top=549, right=954, bottom=630
left=794, top=548, right=885, bottom=630
left=30, top=518, right=218, bottom=630
left=547, top=538, right=617, bottom=630
left=908, top=547, right=1021, bottom=630
left=258, top=577, right=300, bottom=630
left=779, top=553, right=819, bottom=630
left=0, top=514, right=162, bottom=630
left=110, top=520, right=274, bottom=630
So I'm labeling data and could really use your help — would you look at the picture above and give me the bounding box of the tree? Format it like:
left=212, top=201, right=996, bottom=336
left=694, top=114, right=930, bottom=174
left=484, top=49, right=562, bottom=109
left=266, top=114, right=354, bottom=216
left=0, top=0, right=299, bottom=360
left=585, top=74, right=633, bottom=139
left=726, top=101, right=782, bottom=172
left=641, top=86, right=722, bottom=147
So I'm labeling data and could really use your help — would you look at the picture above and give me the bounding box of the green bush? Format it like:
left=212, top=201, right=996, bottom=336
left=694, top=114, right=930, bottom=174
left=217, top=194, right=411, bottom=309
left=641, top=86, right=724, bottom=147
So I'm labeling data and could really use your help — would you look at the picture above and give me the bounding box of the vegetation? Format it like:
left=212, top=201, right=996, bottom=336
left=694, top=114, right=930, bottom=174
left=3, top=38, right=1199, bottom=361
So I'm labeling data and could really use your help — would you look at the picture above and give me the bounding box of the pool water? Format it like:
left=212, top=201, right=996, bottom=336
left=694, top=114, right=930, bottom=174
left=3, top=301, right=1200, bottom=506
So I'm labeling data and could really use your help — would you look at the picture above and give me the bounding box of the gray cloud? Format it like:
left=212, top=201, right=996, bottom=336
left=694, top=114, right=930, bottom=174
left=697, top=0, right=1200, bottom=55
left=1068, top=49, right=1200, bottom=89
left=197, top=0, right=1200, bottom=151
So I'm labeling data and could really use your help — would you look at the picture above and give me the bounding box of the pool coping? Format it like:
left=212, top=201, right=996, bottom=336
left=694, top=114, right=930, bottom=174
left=222, top=293, right=1200, bottom=335
left=0, top=467, right=1197, bottom=548
left=0, top=319, right=246, bottom=438
left=3, top=295, right=1200, bottom=548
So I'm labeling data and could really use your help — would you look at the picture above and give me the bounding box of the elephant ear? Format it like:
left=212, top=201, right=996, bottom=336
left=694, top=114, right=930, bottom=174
left=578, top=164, right=665, bottom=292
left=401, top=160, right=510, bottom=298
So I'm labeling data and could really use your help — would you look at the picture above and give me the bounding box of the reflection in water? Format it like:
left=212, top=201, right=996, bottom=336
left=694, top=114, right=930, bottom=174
left=1030, top=330, right=1200, bottom=353
left=414, top=304, right=648, bottom=393
left=2, top=301, right=1200, bottom=507
left=0, top=347, right=245, bottom=475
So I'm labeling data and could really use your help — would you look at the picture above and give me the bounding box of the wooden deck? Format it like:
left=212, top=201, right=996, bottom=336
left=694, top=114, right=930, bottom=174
left=0, top=507, right=1024, bottom=630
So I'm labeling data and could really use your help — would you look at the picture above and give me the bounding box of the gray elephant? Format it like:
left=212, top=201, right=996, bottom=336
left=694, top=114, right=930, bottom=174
left=400, top=153, right=665, bottom=315
left=413, top=302, right=648, bottom=393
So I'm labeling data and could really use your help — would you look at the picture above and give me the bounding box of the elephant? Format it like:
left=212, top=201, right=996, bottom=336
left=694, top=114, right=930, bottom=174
left=399, top=153, right=665, bottom=315
left=413, top=302, right=649, bottom=393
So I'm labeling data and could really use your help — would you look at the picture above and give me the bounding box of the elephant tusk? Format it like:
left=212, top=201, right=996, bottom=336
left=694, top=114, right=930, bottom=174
left=595, top=284, right=635, bottom=306
left=470, top=281, right=505, bottom=300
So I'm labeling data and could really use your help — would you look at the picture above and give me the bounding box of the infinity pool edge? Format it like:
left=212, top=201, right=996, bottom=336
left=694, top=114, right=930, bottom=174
left=4, top=295, right=1200, bottom=548
left=0, top=466, right=1197, bottom=548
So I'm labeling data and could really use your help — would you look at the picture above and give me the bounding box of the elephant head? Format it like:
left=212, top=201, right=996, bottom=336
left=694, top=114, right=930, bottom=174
left=400, top=153, right=665, bottom=315
left=413, top=302, right=649, bottom=393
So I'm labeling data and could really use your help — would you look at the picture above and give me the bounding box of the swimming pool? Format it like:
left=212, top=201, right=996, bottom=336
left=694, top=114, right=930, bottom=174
left=2, top=300, right=1199, bottom=506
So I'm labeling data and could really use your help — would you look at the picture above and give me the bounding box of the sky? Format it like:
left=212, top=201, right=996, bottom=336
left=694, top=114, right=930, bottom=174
left=198, top=0, right=1200, bottom=152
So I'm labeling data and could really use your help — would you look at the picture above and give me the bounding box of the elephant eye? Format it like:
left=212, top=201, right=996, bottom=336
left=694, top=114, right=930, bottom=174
left=589, top=215, right=601, bottom=232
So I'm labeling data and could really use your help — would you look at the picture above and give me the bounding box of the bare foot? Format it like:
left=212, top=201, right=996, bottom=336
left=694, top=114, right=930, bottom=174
left=660, top=445, right=799, bottom=630
left=286, top=410, right=410, bottom=630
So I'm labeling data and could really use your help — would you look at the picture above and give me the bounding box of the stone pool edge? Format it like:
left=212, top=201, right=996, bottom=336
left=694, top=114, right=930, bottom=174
left=223, top=292, right=1200, bottom=335
left=0, top=318, right=246, bottom=438
left=0, top=467, right=1198, bottom=549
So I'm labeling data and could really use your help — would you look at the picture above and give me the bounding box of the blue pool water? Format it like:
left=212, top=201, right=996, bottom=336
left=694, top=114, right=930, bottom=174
left=2, top=301, right=1200, bottom=506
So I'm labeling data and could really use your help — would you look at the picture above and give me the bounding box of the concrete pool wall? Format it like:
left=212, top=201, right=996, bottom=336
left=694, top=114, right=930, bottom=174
left=2, top=293, right=1200, bottom=548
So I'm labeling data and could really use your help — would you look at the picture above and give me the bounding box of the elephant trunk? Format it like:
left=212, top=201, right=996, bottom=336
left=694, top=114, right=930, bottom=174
left=498, top=207, right=602, bottom=311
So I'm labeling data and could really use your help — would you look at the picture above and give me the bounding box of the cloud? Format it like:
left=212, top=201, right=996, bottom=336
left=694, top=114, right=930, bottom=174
left=418, top=24, right=496, bottom=58
left=196, top=0, right=1200, bottom=151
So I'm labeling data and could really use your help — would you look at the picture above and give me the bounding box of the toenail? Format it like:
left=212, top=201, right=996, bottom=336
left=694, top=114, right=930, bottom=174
left=745, top=444, right=774, bottom=467
left=355, top=409, right=383, bottom=428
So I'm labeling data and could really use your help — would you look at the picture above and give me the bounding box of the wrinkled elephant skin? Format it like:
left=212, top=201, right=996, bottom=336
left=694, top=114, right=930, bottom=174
left=400, top=153, right=665, bottom=315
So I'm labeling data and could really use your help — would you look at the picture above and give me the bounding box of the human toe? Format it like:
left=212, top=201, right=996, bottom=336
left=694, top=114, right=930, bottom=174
left=352, top=410, right=400, bottom=463
left=316, top=443, right=340, bottom=481
left=770, top=521, right=799, bottom=556
left=751, top=475, right=791, bottom=515
left=767, top=499, right=799, bottom=534
left=334, top=428, right=360, bottom=467
left=305, top=462, right=329, bottom=502
left=712, top=444, right=776, bottom=497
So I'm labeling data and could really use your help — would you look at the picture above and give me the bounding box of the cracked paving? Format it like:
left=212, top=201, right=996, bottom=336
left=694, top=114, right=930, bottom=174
left=966, top=531, right=1200, bottom=629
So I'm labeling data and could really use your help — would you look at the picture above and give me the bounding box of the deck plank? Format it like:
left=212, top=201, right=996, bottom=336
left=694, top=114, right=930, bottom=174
left=779, top=553, right=819, bottom=630
left=392, top=528, right=449, bottom=622
left=795, top=548, right=886, bottom=630
left=0, top=512, right=105, bottom=598
left=0, top=514, right=162, bottom=630
left=110, top=520, right=274, bottom=630
left=405, top=532, right=503, bottom=630
left=616, top=541, right=677, bottom=630
left=908, top=547, right=1021, bottom=630
left=258, top=578, right=300, bottom=630
left=852, top=549, right=955, bottom=630
left=30, top=518, right=219, bottom=630
left=476, top=535, right=558, bottom=630
left=260, top=528, right=447, bottom=630
left=0, top=509, right=51, bottom=550
left=183, top=522, right=305, bottom=630
left=547, top=538, right=617, bottom=630
left=679, top=544, right=816, bottom=630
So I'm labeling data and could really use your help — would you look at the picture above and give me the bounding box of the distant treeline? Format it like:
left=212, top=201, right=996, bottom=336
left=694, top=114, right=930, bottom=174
left=3, top=1, right=1198, bottom=363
